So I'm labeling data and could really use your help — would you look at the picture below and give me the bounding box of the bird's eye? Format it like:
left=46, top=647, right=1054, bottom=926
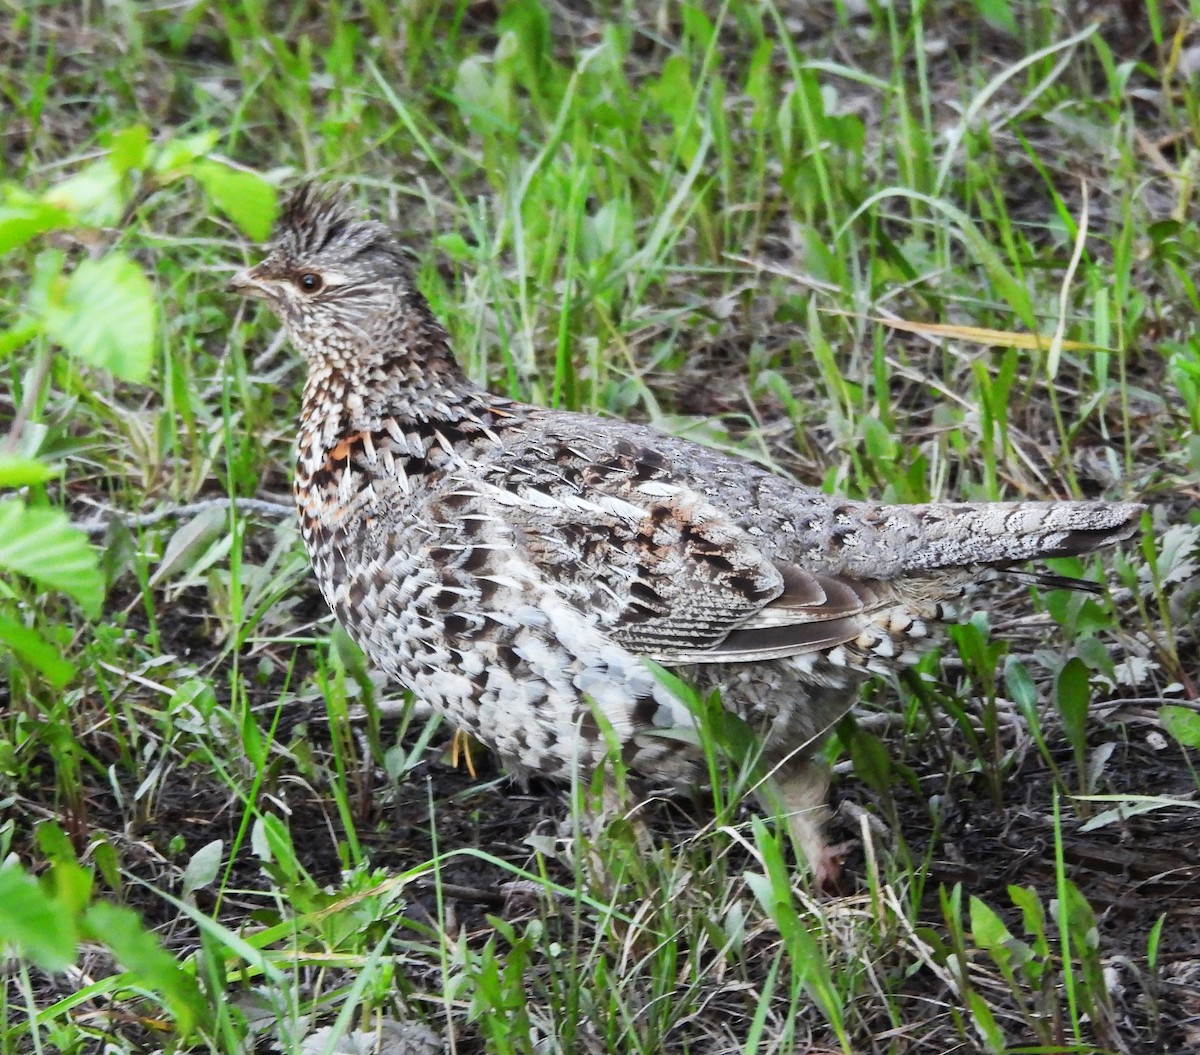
left=298, top=272, right=323, bottom=293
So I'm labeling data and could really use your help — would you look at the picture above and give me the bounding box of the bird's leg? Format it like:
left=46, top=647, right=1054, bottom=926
left=756, top=753, right=848, bottom=890
left=448, top=728, right=478, bottom=778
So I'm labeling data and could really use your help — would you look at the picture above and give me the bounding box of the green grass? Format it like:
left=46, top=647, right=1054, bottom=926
left=2, top=1, right=1198, bottom=1052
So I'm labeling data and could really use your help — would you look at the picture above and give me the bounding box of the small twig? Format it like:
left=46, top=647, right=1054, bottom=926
left=78, top=497, right=293, bottom=537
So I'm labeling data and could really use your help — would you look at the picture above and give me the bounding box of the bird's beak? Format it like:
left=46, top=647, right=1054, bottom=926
left=226, top=266, right=273, bottom=299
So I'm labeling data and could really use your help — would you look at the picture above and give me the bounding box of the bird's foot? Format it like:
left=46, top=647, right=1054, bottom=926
left=448, top=728, right=478, bottom=777
left=812, top=839, right=856, bottom=894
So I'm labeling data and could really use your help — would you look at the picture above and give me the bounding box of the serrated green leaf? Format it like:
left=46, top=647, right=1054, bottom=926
left=1059, top=879, right=1100, bottom=950
left=254, top=812, right=297, bottom=866
left=0, top=865, right=78, bottom=971
left=193, top=161, right=278, bottom=241
left=1152, top=523, right=1200, bottom=585
left=1074, top=633, right=1118, bottom=680
left=42, top=253, right=155, bottom=382
left=0, top=454, right=60, bottom=488
left=0, top=502, right=104, bottom=617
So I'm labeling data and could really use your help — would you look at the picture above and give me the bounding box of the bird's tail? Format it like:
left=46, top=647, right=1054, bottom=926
left=900, top=501, right=1144, bottom=573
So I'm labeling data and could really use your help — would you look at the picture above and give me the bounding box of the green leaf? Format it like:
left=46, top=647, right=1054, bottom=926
left=44, top=857, right=95, bottom=917
left=44, top=161, right=125, bottom=226
left=181, top=840, right=223, bottom=902
left=0, top=865, right=78, bottom=971
left=966, top=990, right=1005, bottom=1053
left=1007, top=885, right=1048, bottom=949
left=453, top=55, right=506, bottom=131
left=1160, top=704, right=1200, bottom=748
left=83, top=901, right=208, bottom=1037
left=642, top=658, right=701, bottom=708
left=193, top=161, right=278, bottom=241
left=42, top=253, right=156, bottom=382
left=971, top=894, right=1034, bottom=976
left=974, top=0, right=1018, bottom=34
left=0, top=187, right=74, bottom=254
left=153, top=130, right=220, bottom=176
left=0, top=454, right=60, bottom=488
left=109, top=125, right=150, bottom=175
left=1073, top=633, right=1118, bottom=680
left=1004, top=657, right=1038, bottom=713
left=969, top=895, right=1013, bottom=950
left=435, top=231, right=475, bottom=263
left=652, top=55, right=694, bottom=128
left=1055, top=657, right=1091, bottom=756
left=848, top=728, right=892, bottom=794
left=1147, top=913, right=1166, bottom=970
left=93, top=838, right=122, bottom=891
left=860, top=414, right=898, bottom=465
left=0, top=615, right=76, bottom=687
left=0, top=318, right=40, bottom=359
left=0, top=502, right=104, bottom=617
left=1077, top=794, right=1195, bottom=832
left=37, top=821, right=79, bottom=864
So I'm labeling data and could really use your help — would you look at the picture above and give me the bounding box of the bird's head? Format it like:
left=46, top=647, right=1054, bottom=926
left=227, top=183, right=423, bottom=367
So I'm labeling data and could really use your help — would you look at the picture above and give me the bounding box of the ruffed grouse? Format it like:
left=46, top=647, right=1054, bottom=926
left=228, top=184, right=1143, bottom=884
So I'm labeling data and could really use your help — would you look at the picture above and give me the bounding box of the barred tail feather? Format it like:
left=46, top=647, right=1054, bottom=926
left=901, top=501, right=1144, bottom=572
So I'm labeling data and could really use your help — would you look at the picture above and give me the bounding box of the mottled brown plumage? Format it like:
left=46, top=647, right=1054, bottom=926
left=228, top=184, right=1144, bottom=884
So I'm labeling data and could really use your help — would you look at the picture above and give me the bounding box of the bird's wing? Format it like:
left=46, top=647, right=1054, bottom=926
left=466, top=431, right=895, bottom=664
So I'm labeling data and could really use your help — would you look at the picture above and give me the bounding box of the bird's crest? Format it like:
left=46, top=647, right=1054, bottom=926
left=274, top=182, right=360, bottom=259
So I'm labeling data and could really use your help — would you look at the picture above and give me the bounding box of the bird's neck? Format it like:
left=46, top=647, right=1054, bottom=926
left=298, top=301, right=483, bottom=441
left=294, top=302, right=518, bottom=495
